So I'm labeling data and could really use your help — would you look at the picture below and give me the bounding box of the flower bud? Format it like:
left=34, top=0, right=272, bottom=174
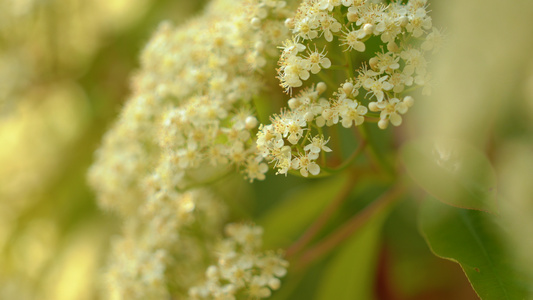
left=288, top=98, right=300, bottom=109
left=378, top=119, right=389, bottom=129
left=316, top=82, right=327, bottom=94
left=269, top=278, right=281, bottom=290
left=399, top=16, right=408, bottom=27
left=304, top=112, right=314, bottom=122
left=342, top=82, right=354, bottom=95
left=387, top=41, right=399, bottom=52
left=315, top=116, right=326, bottom=127
left=206, top=266, right=218, bottom=279
left=369, top=102, right=380, bottom=111
left=322, top=109, right=333, bottom=119
left=347, top=12, right=358, bottom=23
left=369, top=57, right=379, bottom=70
left=403, top=96, right=414, bottom=107
left=363, top=23, right=374, bottom=35
left=284, top=18, right=294, bottom=29
left=251, top=17, right=261, bottom=28
left=245, top=116, right=258, bottom=129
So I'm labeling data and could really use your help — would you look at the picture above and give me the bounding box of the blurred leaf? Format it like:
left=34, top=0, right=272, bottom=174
left=401, top=138, right=497, bottom=213
left=316, top=200, right=392, bottom=300
left=419, top=198, right=529, bottom=300
left=258, top=173, right=349, bottom=248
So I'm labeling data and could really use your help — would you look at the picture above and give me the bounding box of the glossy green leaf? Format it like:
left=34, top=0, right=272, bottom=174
left=315, top=201, right=393, bottom=300
left=419, top=198, right=529, bottom=300
left=258, top=174, right=349, bottom=248
left=401, top=138, right=497, bottom=213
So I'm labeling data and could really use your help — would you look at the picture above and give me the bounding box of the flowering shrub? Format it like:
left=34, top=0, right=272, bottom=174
left=88, top=0, right=531, bottom=299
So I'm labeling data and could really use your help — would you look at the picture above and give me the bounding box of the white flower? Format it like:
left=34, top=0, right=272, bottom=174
left=191, top=224, right=288, bottom=300
left=257, top=124, right=284, bottom=156
left=175, top=143, right=201, bottom=169
left=406, top=7, right=432, bottom=37
left=278, top=55, right=310, bottom=90
left=370, top=97, right=411, bottom=129
left=375, top=14, right=403, bottom=43
left=363, top=75, right=394, bottom=102
left=319, top=14, right=342, bottom=42
left=321, top=106, right=341, bottom=126
left=304, top=135, right=332, bottom=159
left=339, top=100, right=368, bottom=128
left=341, top=27, right=366, bottom=52
left=422, top=28, right=444, bottom=52
left=270, top=145, right=292, bottom=175
left=248, top=276, right=272, bottom=298
left=283, top=118, right=306, bottom=145
left=373, top=51, right=400, bottom=74
left=318, top=0, right=342, bottom=11
left=305, top=48, right=331, bottom=74
left=294, top=16, right=319, bottom=40
left=244, top=157, right=269, bottom=182
left=279, top=38, right=306, bottom=56
left=291, top=153, right=321, bottom=177
left=401, top=48, right=427, bottom=76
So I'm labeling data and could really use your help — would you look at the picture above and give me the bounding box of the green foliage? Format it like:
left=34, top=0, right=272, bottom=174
left=401, top=138, right=498, bottom=213
left=316, top=200, right=392, bottom=300
left=259, top=174, right=349, bottom=248
left=419, top=198, right=529, bottom=300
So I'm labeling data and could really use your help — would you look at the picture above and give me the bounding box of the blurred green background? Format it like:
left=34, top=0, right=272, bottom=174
left=0, top=1, right=206, bottom=298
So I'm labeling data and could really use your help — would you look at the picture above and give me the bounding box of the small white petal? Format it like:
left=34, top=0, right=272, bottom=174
left=390, top=113, right=403, bottom=126
left=342, top=119, right=352, bottom=128
left=321, top=57, right=331, bottom=68
left=308, top=163, right=320, bottom=175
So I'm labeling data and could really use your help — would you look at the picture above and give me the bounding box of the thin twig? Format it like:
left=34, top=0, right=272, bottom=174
left=286, top=172, right=358, bottom=258
left=323, top=139, right=367, bottom=172
left=293, top=184, right=405, bottom=270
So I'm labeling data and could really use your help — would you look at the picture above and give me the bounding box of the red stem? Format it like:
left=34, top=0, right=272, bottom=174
left=293, top=184, right=405, bottom=270
left=286, top=172, right=358, bottom=258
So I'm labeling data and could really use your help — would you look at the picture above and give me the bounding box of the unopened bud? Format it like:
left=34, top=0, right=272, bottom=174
left=304, top=112, right=315, bottom=122
left=347, top=12, right=358, bottom=23
left=363, top=23, right=374, bottom=35
left=369, top=102, right=380, bottom=112
left=251, top=17, right=261, bottom=28
left=316, top=82, right=327, bottom=94
left=378, top=119, right=389, bottom=129
left=284, top=18, right=294, bottom=29
left=269, top=278, right=281, bottom=290
left=315, top=116, right=326, bottom=127
left=206, top=266, right=218, bottom=279
left=403, top=96, right=414, bottom=107
left=245, top=116, right=258, bottom=129
left=322, top=109, right=333, bottom=119
left=369, top=57, right=379, bottom=70
left=342, top=82, right=354, bottom=95
left=387, top=41, right=399, bottom=52
left=288, top=98, right=300, bottom=109
left=399, top=16, right=408, bottom=27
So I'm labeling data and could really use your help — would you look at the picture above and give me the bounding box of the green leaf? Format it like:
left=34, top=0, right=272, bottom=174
left=315, top=200, right=393, bottom=300
left=401, top=138, right=497, bottom=213
left=419, top=198, right=529, bottom=300
left=258, top=174, right=349, bottom=248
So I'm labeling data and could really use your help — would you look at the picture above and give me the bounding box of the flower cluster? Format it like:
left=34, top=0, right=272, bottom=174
left=257, top=83, right=334, bottom=177
left=104, top=189, right=228, bottom=299
left=89, top=0, right=292, bottom=299
left=257, top=0, right=441, bottom=176
left=89, top=0, right=441, bottom=297
left=89, top=0, right=290, bottom=216
left=189, top=224, right=289, bottom=300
